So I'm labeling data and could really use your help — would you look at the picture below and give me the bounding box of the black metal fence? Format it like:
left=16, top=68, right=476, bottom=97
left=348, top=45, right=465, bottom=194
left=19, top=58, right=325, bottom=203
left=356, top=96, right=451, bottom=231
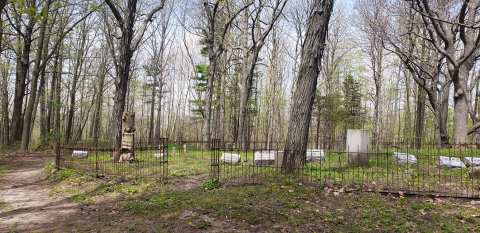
left=58, top=139, right=169, bottom=180
left=57, top=138, right=480, bottom=198
left=211, top=142, right=480, bottom=198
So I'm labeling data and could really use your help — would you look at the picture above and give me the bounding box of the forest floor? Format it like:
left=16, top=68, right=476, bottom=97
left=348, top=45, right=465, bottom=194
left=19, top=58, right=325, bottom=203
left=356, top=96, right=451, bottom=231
left=1, top=153, right=480, bottom=232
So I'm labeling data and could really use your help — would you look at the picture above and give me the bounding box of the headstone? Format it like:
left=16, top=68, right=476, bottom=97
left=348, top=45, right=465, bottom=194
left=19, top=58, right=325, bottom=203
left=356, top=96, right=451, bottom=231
left=118, top=112, right=135, bottom=162
left=72, top=150, right=88, bottom=158
left=438, top=156, right=466, bottom=168
left=464, top=157, right=480, bottom=167
left=346, top=129, right=369, bottom=166
left=306, top=149, right=325, bottom=163
left=121, top=133, right=134, bottom=149
left=220, top=152, right=241, bottom=164
left=254, top=151, right=277, bottom=166
left=393, top=152, right=417, bottom=165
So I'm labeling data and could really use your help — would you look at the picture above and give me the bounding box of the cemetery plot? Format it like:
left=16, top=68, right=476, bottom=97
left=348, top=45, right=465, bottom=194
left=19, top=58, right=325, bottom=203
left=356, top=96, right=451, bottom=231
left=61, top=148, right=168, bottom=179
left=218, top=147, right=480, bottom=197
left=61, top=142, right=480, bottom=198
left=60, top=142, right=216, bottom=179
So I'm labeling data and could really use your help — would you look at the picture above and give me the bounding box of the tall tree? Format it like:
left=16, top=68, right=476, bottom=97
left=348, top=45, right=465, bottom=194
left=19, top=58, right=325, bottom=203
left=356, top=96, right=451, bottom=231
left=201, top=0, right=252, bottom=147
left=282, top=0, right=334, bottom=172
left=410, top=0, right=480, bottom=145
left=104, top=0, right=166, bottom=154
left=20, top=0, right=53, bottom=150
left=9, top=0, right=36, bottom=144
left=357, top=0, right=387, bottom=146
left=236, top=0, right=287, bottom=150
left=384, top=1, right=451, bottom=147
left=20, top=0, right=93, bottom=150
left=65, top=19, right=91, bottom=143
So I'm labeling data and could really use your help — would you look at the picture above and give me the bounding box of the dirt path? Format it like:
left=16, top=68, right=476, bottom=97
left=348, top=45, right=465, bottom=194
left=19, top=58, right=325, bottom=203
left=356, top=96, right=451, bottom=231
left=0, top=156, right=79, bottom=232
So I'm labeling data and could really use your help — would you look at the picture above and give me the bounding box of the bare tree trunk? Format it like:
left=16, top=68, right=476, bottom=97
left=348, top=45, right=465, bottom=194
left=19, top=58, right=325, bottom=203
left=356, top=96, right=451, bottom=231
left=92, top=56, right=107, bottom=143
left=414, top=84, right=426, bottom=149
left=436, top=82, right=450, bottom=147
left=282, top=0, right=334, bottom=173
left=20, top=0, right=52, bottom=150
left=452, top=67, right=469, bottom=145
left=10, top=16, right=35, bottom=144
left=148, top=83, right=155, bottom=144
left=0, top=61, right=8, bottom=145
left=315, top=109, right=321, bottom=149
left=155, top=80, right=164, bottom=144
left=36, top=16, right=54, bottom=145
left=65, top=23, right=88, bottom=143
left=105, top=0, right=166, bottom=154
left=47, top=49, right=61, bottom=135
left=54, top=46, right=63, bottom=158
left=403, top=67, right=412, bottom=145
left=0, top=19, right=9, bottom=145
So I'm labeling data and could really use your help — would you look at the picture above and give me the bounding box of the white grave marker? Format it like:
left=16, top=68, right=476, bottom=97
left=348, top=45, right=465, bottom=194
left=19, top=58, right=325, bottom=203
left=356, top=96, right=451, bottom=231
left=254, top=151, right=277, bottom=166
left=438, top=156, right=466, bottom=168
left=220, top=152, right=241, bottom=164
left=393, top=152, right=417, bottom=165
left=306, top=149, right=325, bottom=163
left=72, top=150, right=88, bottom=158
left=346, top=129, right=369, bottom=166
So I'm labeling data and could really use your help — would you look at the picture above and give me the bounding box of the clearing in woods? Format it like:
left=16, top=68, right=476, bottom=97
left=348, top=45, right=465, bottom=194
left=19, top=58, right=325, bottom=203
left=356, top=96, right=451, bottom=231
left=1, top=153, right=480, bottom=232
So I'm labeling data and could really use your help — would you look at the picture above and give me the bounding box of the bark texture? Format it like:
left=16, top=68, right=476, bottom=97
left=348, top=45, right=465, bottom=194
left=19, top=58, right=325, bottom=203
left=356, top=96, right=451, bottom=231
left=282, top=0, right=334, bottom=173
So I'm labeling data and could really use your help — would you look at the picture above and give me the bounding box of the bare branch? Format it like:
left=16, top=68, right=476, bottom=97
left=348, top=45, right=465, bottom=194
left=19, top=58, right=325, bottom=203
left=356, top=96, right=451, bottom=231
left=105, top=0, right=124, bottom=27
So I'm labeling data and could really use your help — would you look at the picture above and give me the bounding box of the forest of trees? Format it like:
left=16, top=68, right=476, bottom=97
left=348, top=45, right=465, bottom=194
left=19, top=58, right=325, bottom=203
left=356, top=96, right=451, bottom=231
left=1, top=0, right=480, bottom=168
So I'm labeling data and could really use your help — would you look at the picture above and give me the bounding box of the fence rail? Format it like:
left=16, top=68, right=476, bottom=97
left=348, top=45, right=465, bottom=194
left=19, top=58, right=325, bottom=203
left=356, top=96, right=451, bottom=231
left=57, top=140, right=480, bottom=198
left=58, top=143, right=169, bottom=180
left=211, top=143, right=480, bottom=198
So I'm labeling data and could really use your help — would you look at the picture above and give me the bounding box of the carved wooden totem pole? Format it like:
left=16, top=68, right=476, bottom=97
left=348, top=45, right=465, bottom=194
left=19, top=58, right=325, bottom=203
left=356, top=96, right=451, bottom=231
left=118, top=112, right=136, bottom=162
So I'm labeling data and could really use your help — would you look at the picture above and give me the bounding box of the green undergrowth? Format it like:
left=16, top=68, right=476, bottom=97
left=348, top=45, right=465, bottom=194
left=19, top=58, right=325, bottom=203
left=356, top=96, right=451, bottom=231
left=47, top=161, right=480, bottom=232
left=47, top=164, right=164, bottom=205
left=120, top=181, right=480, bottom=232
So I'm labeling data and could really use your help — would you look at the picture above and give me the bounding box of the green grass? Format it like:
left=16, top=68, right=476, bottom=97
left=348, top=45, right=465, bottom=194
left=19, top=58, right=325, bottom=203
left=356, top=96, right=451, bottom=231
left=303, top=150, right=480, bottom=196
left=211, top=149, right=480, bottom=196
left=119, top=181, right=480, bottom=232
left=61, top=146, right=480, bottom=196
left=49, top=148, right=480, bottom=232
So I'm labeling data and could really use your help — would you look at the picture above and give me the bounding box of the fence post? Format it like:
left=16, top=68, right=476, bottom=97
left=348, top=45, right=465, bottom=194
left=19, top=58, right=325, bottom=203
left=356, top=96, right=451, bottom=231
left=210, top=139, right=221, bottom=181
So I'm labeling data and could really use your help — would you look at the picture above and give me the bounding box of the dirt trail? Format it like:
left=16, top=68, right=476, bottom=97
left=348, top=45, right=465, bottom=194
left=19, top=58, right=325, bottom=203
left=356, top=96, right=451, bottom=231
left=0, top=156, right=78, bottom=232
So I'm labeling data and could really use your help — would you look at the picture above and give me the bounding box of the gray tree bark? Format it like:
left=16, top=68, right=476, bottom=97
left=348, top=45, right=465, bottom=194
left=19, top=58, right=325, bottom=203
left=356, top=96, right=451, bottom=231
left=282, top=0, right=334, bottom=172
left=105, top=0, right=166, bottom=154
left=10, top=10, right=35, bottom=144
left=20, top=0, right=52, bottom=150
